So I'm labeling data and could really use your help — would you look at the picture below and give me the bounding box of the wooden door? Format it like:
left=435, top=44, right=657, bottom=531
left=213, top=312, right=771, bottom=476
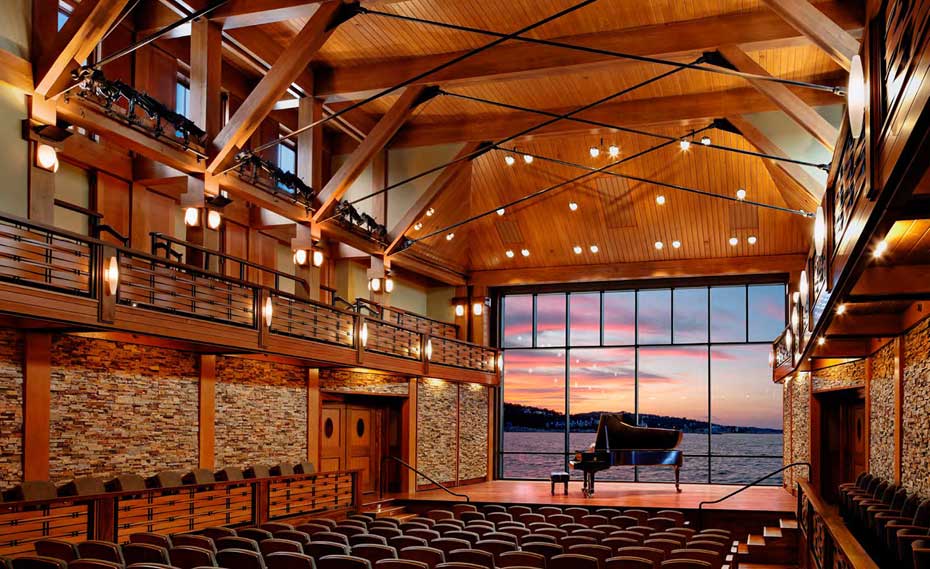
left=320, top=404, right=345, bottom=472
left=847, top=401, right=867, bottom=482
left=347, top=406, right=380, bottom=496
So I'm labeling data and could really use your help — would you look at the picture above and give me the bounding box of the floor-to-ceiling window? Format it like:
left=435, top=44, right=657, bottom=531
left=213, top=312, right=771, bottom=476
left=498, top=281, right=785, bottom=485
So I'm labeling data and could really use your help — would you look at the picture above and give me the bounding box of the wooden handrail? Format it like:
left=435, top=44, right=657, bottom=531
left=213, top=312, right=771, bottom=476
left=797, top=479, right=879, bottom=569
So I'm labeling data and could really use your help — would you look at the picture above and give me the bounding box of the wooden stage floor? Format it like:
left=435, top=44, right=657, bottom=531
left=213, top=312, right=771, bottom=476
left=393, top=480, right=796, bottom=513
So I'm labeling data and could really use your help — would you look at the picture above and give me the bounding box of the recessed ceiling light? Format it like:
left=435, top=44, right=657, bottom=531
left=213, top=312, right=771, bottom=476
left=505, top=250, right=515, bottom=258
left=656, top=195, right=666, bottom=205
left=736, top=188, right=747, bottom=200
left=589, top=146, right=600, bottom=158
left=608, top=145, right=620, bottom=158
left=654, top=241, right=664, bottom=250
left=589, top=245, right=599, bottom=253
left=672, top=240, right=681, bottom=248
left=413, top=222, right=422, bottom=231
left=573, top=245, right=583, bottom=254
left=700, top=136, right=711, bottom=146
left=568, top=201, right=578, bottom=211
left=496, top=208, right=505, bottom=216
left=446, top=232, right=454, bottom=241
left=521, top=248, right=530, bottom=257
left=818, top=336, right=826, bottom=346
left=873, top=239, right=888, bottom=258
left=523, top=154, right=533, bottom=164
left=679, top=139, right=691, bottom=151
left=426, top=208, right=434, bottom=217
left=504, top=155, right=516, bottom=166
left=836, top=303, right=846, bottom=315
left=747, top=235, right=757, bottom=244
left=729, top=237, right=739, bottom=246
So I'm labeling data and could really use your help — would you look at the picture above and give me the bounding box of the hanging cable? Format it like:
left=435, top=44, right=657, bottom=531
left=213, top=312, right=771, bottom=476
left=440, top=89, right=831, bottom=170
left=360, top=7, right=846, bottom=96
left=222, top=0, right=602, bottom=174
left=339, top=59, right=697, bottom=213
left=400, top=126, right=714, bottom=251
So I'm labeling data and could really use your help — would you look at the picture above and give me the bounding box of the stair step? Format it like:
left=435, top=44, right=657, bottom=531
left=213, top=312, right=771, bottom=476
left=779, top=518, right=799, bottom=530
left=763, top=526, right=783, bottom=539
left=747, top=534, right=766, bottom=547
left=738, top=543, right=750, bottom=555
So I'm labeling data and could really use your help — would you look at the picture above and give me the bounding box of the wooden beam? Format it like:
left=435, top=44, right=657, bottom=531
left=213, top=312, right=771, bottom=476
left=298, top=97, right=325, bottom=191
left=825, top=313, right=904, bottom=338
left=717, top=44, right=839, bottom=152
left=315, top=3, right=861, bottom=100
left=34, top=0, right=131, bottom=97
left=761, top=0, right=860, bottom=70
left=469, top=254, right=806, bottom=286
left=312, top=85, right=433, bottom=223
left=198, top=354, right=216, bottom=469
left=0, top=47, right=34, bottom=91
left=390, top=83, right=841, bottom=147
left=207, top=1, right=343, bottom=174
left=189, top=18, right=224, bottom=139
left=385, top=142, right=482, bottom=255
left=727, top=115, right=822, bottom=212
left=210, top=0, right=324, bottom=30
left=23, top=332, right=51, bottom=481
left=849, top=264, right=930, bottom=299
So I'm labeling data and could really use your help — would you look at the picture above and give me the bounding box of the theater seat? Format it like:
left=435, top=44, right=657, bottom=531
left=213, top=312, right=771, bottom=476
left=4, top=481, right=57, bottom=502
left=123, top=543, right=171, bottom=565
left=182, top=469, right=215, bottom=485
left=106, top=474, right=146, bottom=493
left=215, top=467, right=244, bottom=482
left=168, top=546, right=216, bottom=569
left=77, top=541, right=124, bottom=565
left=34, top=540, right=79, bottom=562
left=498, top=551, right=546, bottom=569
left=550, top=553, right=599, bottom=569
left=216, top=549, right=267, bottom=569
left=316, top=556, right=370, bottom=569
left=129, top=533, right=172, bottom=549
left=147, top=471, right=184, bottom=489
left=57, top=477, right=106, bottom=497
left=270, top=464, right=295, bottom=477
left=70, top=560, right=123, bottom=569
left=244, top=465, right=271, bottom=479
left=294, top=462, right=316, bottom=475
left=374, top=561, right=426, bottom=569
left=266, top=553, right=316, bottom=569
left=397, top=547, right=443, bottom=569
left=604, top=557, right=652, bottom=569
left=12, top=557, right=68, bottom=569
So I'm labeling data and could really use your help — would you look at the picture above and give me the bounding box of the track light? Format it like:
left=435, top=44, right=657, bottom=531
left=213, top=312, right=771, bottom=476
left=700, top=136, right=711, bottom=146
left=589, top=245, right=599, bottom=253
left=496, top=208, right=505, bottom=216
left=729, top=237, right=739, bottom=246
left=656, top=195, right=666, bottom=205
left=573, top=245, right=582, bottom=254
left=505, top=250, right=515, bottom=258
left=35, top=143, right=59, bottom=172
left=747, top=235, right=757, bottom=245
left=426, top=208, right=434, bottom=216
left=589, top=146, right=600, bottom=158
left=183, top=207, right=200, bottom=227
left=446, top=232, right=455, bottom=241
left=521, top=249, right=530, bottom=257
left=679, top=139, right=691, bottom=151
left=523, top=154, right=533, bottom=164
left=568, top=201, right=578, bottom=211
left=504, top=155, right=516, bottom=166
left=654, top=241, right=664, bottom=250
left=672, top=240, right=681, bottom=249
left=207, top=210, right=222, bottom=230
left=736, top=188, right=747, bottom=200
left=608, top=145, right=620, bottom=158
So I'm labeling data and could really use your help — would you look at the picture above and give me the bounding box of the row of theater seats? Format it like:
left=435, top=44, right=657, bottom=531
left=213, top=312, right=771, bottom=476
left=7, top=503, right=736, bottom=569
left=839, top=472, right=930, bottom=568
left=1, top=463, right=316, bottom=502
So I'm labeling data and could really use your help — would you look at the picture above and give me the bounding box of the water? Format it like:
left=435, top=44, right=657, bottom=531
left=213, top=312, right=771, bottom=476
left=501, top=431, right=783, bottom=485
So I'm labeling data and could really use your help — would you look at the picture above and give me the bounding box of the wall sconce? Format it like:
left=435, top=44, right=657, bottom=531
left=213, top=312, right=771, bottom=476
left=104, top=256, right=119, bottom=296
left=814, top=206, right=826, bottom=255
left=455, top=304, right=465, bottom=317
left=293, top=249, right=308, bottom=266
left=785, top=329, right=793, bottom=352
left=35, top=143, right=60, bottom=172
left=497, top=353, right=503, bottom=371
left=368, top=277, right=382, bottom=292
left=312, top=249, right=324, bottom=267
left=206, top=210, right=222, bottom=230
left=768, top=351, right=775, bottom=367
left=184, top=207, right=200, bottom=227
left=384, top=276, right=394, bottom=293
left=847, top=54, right=865, bottom=139
left=425, top=338, right=433, bottom=360
left=799, top=270, right=809, bottom=300
left=360, top=321, right=369, bottom=347
left=472, top=302, right=483, bottom=316
left=263, top=297, right=273, bottom=327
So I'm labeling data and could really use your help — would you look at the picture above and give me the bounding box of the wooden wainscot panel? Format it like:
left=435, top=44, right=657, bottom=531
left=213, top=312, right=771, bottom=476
left=263, top=333, right=359, bottom=367
left=111, top=305, right=260, bottom=351
left=0, top=281, right=99, bottom=324
left=360, top=351, right=426, bottom=377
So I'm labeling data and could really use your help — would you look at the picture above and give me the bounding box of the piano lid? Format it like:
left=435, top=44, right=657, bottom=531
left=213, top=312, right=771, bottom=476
left=593, top=413, right=683, bottom=451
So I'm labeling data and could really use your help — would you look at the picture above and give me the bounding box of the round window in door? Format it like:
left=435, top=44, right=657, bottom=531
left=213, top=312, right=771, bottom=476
left=324, top=417, right=334, bottom=438
left=356, top=417, right=365, bottom=437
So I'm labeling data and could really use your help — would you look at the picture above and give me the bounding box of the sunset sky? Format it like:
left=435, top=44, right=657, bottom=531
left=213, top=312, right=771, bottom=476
left=501, top=285, right=785, bottom=430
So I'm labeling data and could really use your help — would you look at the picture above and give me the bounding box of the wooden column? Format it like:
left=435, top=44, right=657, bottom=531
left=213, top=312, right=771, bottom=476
left=189, top=18, right=223, bottom=140
left=23, top=332, right=52, bottom=481
left=307, top=368, right=320, bottom=468
left=864, top=355, right=872, bottom=472
left=292, top=223, right=321, bottom=301
left=808, top=373, right=821, bottom=488
left=181, top=178, right=207, bottom=267
left=893, top=336, right=904, bottom=485
left=198, top=355, right=216, bottom=469
left=453, top=286, right=469, bottom=341
left=370, top=150, right=388, bottom=226
left=297, top=96, right=324, bottom=192
left=469, top=285, right=490, bottom=345
left=486, top=387, right=495, bottom=482
left=400, top=379, right=417, bottom=494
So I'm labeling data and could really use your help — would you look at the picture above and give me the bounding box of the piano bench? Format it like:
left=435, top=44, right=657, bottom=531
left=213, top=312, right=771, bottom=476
left=550, top=471, right=570, bottom=495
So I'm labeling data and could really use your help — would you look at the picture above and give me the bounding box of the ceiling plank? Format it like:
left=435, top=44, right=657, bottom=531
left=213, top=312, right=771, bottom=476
left=717, top=44, right=839, bottom=152
left=207, top=1, right=342, bottom=174
left=391, top=84, right=841, bottom=147
left=469, top=254, right=806, bottom=286
left=727, top=115, right=822, bottom=212
left=761, top=0, right=860, bottom=71
left=849, top=264, right=930, bottom=298
left=385, top=142, right=484, bottom=256
left=34, top=0, right=131, bottom=97
left=315, top=3, right=861, bottom=100
left=312, top=85, right=434, bottom=223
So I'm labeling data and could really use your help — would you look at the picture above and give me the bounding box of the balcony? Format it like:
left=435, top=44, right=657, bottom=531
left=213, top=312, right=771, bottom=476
left=0, top=212, right=498, bottom=383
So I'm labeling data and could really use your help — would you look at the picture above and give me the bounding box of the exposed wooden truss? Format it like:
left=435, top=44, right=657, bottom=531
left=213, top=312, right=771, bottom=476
left=761, top=0, right=860, bottom=71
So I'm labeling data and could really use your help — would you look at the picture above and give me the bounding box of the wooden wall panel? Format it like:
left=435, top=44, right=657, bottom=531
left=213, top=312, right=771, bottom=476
left=94, top=173, right=131, bottom=244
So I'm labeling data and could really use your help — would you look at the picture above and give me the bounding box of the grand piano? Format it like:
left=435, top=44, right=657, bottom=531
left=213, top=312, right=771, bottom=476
left=570, top=413, right=684, bottom=496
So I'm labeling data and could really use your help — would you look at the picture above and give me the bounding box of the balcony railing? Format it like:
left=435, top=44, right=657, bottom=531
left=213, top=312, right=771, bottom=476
left=0, top=212, right=498, bottom=380
left=356, top=298, right=458, bottom=339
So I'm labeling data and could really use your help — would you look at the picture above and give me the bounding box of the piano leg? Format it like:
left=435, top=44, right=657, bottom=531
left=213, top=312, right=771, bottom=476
left=674, top=465, right=681, bottom=492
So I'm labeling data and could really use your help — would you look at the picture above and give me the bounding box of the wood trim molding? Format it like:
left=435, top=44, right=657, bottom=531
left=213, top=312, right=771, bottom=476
left=893, top=335, right=904, bottom=485
left=198, top=354, right=216, bottom=469
left=308, top=368, right=321, bottom=468
left=23, top=332, right=52, bottom=481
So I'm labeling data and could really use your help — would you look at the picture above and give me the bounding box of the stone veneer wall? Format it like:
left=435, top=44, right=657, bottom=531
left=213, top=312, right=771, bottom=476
left=320, top=369, right=409, bottom=396
left=416, top=379, right=458, bottom=486
left=49, top=336, right=199, bottom=481
left=870, top=341, right=896, bottom=483
left=784, top=372, right=810, bottom=489
left=812, top=359, right=865, bottom=392
left=0, top=329, right=23, bottom=489
left=214, top=357, right=307, bottom=468
left=458, top=385, right=489, bottom=481
left=783, top=381, right=794, bottom=489
left=903, top=318, right=930, bottom=497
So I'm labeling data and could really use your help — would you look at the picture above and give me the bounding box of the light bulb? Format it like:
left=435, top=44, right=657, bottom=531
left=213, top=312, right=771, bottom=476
left=608, top=145, right=620, bottom=158
left=700, top=136, right=711, bottom=146
left=873, top=240, right=888, bottom=258
left=729, top=237, right=738, bottom=246
left=747, top=235, right=757, bottom=245
left=505, top=250, right=514, bottom=258
left=293, top=249, right=308, bottom=265
left=589, top=146, right=600, bottom=158
left=654, top=241, right=664, bottom=250
left=656, top=195, right=666, bottom=205
left=184, top=207, right=200, bottom=227
left=679, top=139, right=691, bottom=151
left=455, top=304, right=465, bottom=317
left=736, top=188, right=747, bottom=200
left=413, top=222, right=422, bottom=231
left=848, top=54, right=865, bottom=139
left=521, top=249, right=530, bottom=257
left=589, top=245, right=599, bottom=253
left=568, top=201, right=578, bottom=211
left=36, top=144, right=59, bottom=172
left=496, top=208, right=505, bottom=216
left=523, top=154, right=533, bottom=164
left=672, top=240, right=681, bottom=249
left=573, top=245, right=582, bottom=254
left=446, top=232, right=454, bottom=241
left=426, top=208, right=434, bottom=217
left=207, top=210, right=222, bottom=230
left=504, top=155, right=515, bottom=166
left=312, top=250, right=324, bottom=267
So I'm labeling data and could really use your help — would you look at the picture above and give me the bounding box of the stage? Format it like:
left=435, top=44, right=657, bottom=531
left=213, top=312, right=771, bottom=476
left=393, top=480, right=796, bottom=514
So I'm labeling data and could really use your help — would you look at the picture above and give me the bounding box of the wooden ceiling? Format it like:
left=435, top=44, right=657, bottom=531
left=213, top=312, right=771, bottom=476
left=148, top=0, right=862, bottom=282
